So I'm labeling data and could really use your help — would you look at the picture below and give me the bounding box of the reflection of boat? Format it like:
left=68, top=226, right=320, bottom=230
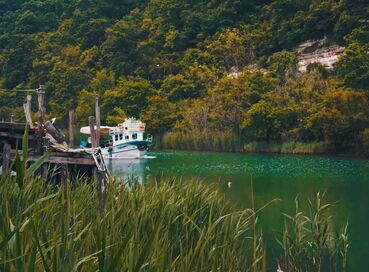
left=107, top=158, right=149, bottom=183
left=79, top=118, right=154, bottom=159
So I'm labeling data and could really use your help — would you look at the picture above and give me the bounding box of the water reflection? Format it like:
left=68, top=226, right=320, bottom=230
left=106, top=158, right=151, bottom=183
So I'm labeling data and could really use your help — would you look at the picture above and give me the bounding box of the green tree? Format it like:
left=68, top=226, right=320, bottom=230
left=140, top=95, right=177, bottom=134
left=335, top=43, right=369, bottom=91
left=267, top=50, right=299, bottom=84
left=307, top=90, right=369, bottom=149
left=102, top=76, right=155, bottom=121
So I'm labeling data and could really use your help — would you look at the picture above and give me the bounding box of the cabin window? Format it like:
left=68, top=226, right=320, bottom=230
left=125, top=135, right=129, bottom=140
left=119, top=133, right=123, bottom=140
left=115, top=134, right=118, bottom=141
left=132, top=133, right=137, bottom=140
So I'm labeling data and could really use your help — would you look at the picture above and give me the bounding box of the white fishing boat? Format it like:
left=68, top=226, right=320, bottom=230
left=79, top=118, right=153, bottom=159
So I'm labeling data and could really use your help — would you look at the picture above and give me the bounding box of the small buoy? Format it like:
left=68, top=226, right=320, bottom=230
left=227, top=181, right=232, bottom=188
left=277, top=265, right=284, bottom=272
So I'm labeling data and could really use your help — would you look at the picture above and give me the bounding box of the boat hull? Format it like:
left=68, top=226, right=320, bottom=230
left=101, top=144, right=147, bottom=159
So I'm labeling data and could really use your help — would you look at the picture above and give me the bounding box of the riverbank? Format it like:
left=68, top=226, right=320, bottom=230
left=156, top=132, right=365, bottom=157
left=157, top=131, right=243, bottom=152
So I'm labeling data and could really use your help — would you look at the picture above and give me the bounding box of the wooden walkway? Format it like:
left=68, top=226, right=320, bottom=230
left=0, top=85, right=108, bottom=214
left=0, top=122, right=95, bottom=167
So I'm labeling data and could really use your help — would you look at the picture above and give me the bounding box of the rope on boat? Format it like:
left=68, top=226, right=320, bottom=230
left=84, top=147, right=110, bottom=178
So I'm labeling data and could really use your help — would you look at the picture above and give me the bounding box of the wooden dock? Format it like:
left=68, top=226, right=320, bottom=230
left=0, top=86, right=107, bottom=214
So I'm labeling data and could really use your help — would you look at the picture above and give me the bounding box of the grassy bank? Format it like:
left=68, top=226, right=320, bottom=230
left=0, top=167, right=349, bottom=271
left=157, top=131, right=243, bottom=152
left=244, top=141, right=330, bottom=155
left=156, top=132, right=345, bottom=155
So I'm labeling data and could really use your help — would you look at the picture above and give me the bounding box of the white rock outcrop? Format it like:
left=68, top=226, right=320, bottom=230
left=296, top=39, right=345, bottom=72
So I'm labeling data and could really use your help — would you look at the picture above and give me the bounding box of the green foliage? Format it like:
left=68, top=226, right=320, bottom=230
left=277, top=193, right=350, bottom=272
left=1, top=0, right=369, bottom=154
left=267, top=50, right=299, bottom=83
left=335, top=42, right=369, bottom=91
left=307, top=90, right=369, bottom=150
left=140, top=95, right=177, bottom=134
left=102, top=76, right=154, bottom=120
left=159, top=130, right=242, bottom=152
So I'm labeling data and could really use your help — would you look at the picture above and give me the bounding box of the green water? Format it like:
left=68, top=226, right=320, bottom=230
left=107, top=150, right=369, bottom=271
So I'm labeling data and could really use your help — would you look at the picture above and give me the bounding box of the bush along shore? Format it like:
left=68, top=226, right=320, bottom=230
left=0, top=159, right=349, bottom=272
left=156, top=131, right=366, bottom=156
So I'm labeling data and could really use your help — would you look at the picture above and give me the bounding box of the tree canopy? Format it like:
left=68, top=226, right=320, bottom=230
left=1, top=0, right=369, bottom=153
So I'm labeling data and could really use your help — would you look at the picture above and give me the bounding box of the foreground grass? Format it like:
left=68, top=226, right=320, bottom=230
left=0, top=172, right=349, bottom=272
left=0, top=175, right=262, bottom=271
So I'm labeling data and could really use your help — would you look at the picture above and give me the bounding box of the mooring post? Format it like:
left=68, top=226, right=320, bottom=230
left=98, top=169, right=106, bottom=216
left=35, top=85, right=46, bottom=155
left=37, top=84, right=46, bottom=128
left=69, top=110, right=75, bottom=148
left=61, top=163, right=68, bottom=208
left=2, top=144, right=11, bottom=174
left=88, top=116, right=97, bottom=148
left=95, top=98, right=101, bottom=148
left=23, top=95, right=33, bottom=127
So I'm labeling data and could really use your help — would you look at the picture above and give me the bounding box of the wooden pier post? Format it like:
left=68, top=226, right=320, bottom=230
left=35, top=85, right=46, bottom=155
left=37, top=84, right=46, bottom=128
left=69, top=110, right=75, bottom=148
left=95, top=98, right=101, bottom=148
left=89, top=115, right=106, bottom=215
left=88, top=116, right=97, bottom=148
left=1, top=144, right=11, bottom=174
left=61, top=164, right=68, bottom=207
left=98, top=169, right=106, bottom=216
left=23, top=95, right=33, bottom=127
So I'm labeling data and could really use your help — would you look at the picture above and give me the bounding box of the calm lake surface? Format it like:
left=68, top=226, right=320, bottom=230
left=107, top=150, right=369, bottom=270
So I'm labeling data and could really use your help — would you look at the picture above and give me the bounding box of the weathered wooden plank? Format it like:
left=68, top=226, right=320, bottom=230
left=0, top=150, right=95, bottom=166
left=1, top=144, right=11, bottom=173
left=29, top=155, right=95, bottom=165
left=0, top=122, right=31, bottom=131
left=0, top=131, right=34, bottom=139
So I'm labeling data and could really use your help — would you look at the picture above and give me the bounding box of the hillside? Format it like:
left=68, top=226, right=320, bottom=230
left=1, top=0, right=369, bottom=153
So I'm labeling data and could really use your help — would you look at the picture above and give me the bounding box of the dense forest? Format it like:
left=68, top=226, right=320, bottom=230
left=1, top=0, right=369, bottom=154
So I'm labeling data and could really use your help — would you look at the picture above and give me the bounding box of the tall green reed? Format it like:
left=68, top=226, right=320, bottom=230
left=0, top=127, right=350, bottom=271
left=159, top=130, right=243, bottom=152
left=0, top=173, right=265, bottom=271
left=276, top=193, right=349, bottom=272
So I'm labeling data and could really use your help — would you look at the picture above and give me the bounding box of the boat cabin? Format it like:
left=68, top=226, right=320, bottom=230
left=80, top=118, right=150, bottom=148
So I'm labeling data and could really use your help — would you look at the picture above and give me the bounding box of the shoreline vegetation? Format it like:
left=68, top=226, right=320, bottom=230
left=0, top=163, right=349, bottom=271
left=156, top=131, right=366, bottom=156
left=2, top=1, right=369, bottom=159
